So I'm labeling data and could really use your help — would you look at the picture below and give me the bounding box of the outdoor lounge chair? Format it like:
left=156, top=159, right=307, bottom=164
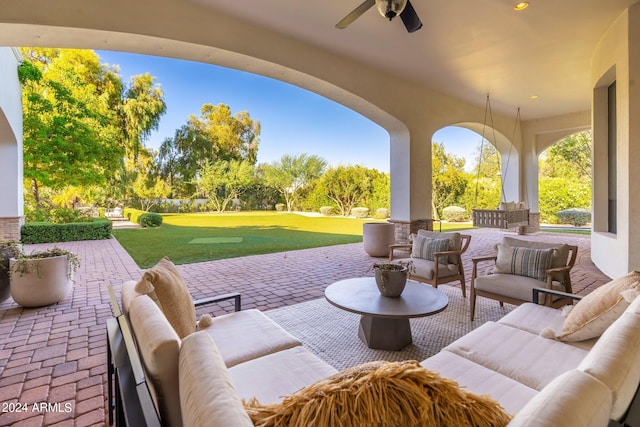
left=469, top=236, right=578, bottom=321
left=389, top=230, right=471, bottom=297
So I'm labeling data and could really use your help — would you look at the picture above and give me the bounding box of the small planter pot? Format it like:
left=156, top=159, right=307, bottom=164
left=374, top=266, right=408, bottom=298
left=9, top=255, right=73, bottom=307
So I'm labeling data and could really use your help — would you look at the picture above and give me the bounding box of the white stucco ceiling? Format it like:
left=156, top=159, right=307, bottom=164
left=0, top=0, right=637, bottom=121
left=190, top=0, right=638, bottom=120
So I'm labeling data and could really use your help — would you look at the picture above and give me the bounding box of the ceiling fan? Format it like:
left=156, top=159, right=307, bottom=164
left=336, top=0, right=423, bottom=33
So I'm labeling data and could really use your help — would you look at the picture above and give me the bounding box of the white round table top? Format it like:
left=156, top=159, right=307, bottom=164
left=324, top=277, right=449, bottom=319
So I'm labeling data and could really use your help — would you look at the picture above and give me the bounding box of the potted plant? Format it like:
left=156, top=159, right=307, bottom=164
left=9, top=246, right=80, bottom=308
left=372, top=260, right=414, bottom=298
left=0, top=241, right=21, bottom=303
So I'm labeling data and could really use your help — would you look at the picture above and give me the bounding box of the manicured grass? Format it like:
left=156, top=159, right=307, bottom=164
left=113, top=212, right=385, bottom=268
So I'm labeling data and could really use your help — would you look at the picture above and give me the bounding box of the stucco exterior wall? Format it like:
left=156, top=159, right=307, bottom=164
left=0, top=47, right=23, bottom=240
left=591, top=5, right=640, bottom=277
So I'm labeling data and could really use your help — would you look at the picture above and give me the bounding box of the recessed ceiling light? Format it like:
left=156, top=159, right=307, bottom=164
left=514, top=2, right=529, bottom=11
left=529, top=95, right=538, bottom=99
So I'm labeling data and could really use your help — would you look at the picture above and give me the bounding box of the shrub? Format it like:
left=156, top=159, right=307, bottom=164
left=21, top=219, right=112, bottom=244
left=442, top=206, right=468, bottom=222
left=97, top=207, right=106, bottom=217
left=319, top=206, right=335, bottom=216
left=374, top=208, right=389, bottom=219
left=138, top=213, right=163, bottom=228
left=351, top=207, right=370, bottom=219
left=275, top=203, right=286, bottom=212
left=556, top=208, right=591, bottom=226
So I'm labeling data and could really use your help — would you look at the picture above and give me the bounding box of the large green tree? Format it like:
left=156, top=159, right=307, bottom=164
left=19, top=49, right=123, bottom=205
left=197, top=160, right=256, bottom=212
left=316, top=165, right=370, bottom=216
left=464, top=142, right=502, bottom=211
left=431, top=142, right=469, bottom=219
left=261, top=154, right=327, bottom=212
left=538, top=131, right=592, bottom=223
left=19, top=48, right=167, bottom=208
left=158, top=103, right=260, bottom=197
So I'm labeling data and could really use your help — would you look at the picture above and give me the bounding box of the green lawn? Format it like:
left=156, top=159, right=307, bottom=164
left=113, top=212, right=385, bottom=268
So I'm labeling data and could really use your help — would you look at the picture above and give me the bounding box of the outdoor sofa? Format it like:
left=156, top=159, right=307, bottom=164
left=107, top=258, right=640, bottom=427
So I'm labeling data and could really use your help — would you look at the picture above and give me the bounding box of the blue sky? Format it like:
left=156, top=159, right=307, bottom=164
left=95, top=50, right=481, bottom=173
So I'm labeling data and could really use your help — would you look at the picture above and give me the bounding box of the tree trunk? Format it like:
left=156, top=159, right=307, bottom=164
left=31, top=178, right=41, bottom=207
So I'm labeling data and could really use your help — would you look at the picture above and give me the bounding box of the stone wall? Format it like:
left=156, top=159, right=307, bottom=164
left=518, top=212, right=541, bottom=235
left=0, top=217, right=22, bottom=241
left=388, top=219, right=433, bottom=243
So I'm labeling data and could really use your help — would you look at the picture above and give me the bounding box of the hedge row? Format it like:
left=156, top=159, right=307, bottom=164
left=21, top=219, right=113, bottom=244
left=123, top=208, right=163, bottom=228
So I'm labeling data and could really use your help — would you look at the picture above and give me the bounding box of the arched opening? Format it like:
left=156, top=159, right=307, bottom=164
left=431, top=125, right=504, bottom=222
left=537, top=130, right=592, bottom=228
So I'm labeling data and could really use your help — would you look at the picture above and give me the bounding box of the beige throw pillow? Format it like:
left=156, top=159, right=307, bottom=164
left=494, top=244, right=554, bottom=282
left=135, top=257, right=196, bottom=339
left=556, top=271, right=640, bottom=342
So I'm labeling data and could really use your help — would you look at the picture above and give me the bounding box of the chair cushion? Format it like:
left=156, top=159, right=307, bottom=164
left=412, top=235, right=451, bottom=264
left=474, top=273, right=564, bottom=303
left=129, top=295, right=182, bottom=427
left=493, top=244, right=554, bottom=282
left=409, top=257, right=459, bottom=280
left=134, top=257, right=196, bottom=339
left=577, top=310, right=640, bottom=421
left=556, top=271, right=640, bottom=342
left=416, top=230, right=461, bottom=264
left=507, top=370, right=612, bottom=427
left=243, top=360, right=512, bottom=427
left=180, top=332, right=253, bottom=427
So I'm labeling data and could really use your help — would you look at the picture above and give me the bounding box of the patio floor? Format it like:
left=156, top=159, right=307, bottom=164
left=0, top=227, right=611, bottom=426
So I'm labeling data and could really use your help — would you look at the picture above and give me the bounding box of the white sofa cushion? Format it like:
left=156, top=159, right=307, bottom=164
left=497, top=303, right=597, bottom=350
left=507, top=370, right=612, bottom=427
left=129, top=295, right=182, bottom=427
left=421, top=350, right=537, bottom=415
left=179, top=332, right=253, bottom=427
left=229, top=346, right=338, bottom=404
left=444, top=322, right=589, bottom=390
left=578, top=310, right=640, bottom=421
left=120, top=280, right=140, bottom=315
left=205, top=309, right=302, bottom=367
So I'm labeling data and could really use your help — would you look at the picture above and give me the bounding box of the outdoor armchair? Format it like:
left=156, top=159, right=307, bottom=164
left=469, top=236, right=578, bottom=321
left=389, top=230, right=471, bottom=297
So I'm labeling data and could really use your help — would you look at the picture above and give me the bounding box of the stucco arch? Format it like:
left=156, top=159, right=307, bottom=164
left=0, top=47, right=24, bottom=240
left=438, top=122, right=523, bottom=205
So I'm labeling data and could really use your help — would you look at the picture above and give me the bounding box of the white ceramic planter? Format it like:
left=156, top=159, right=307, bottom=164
left=9, top=255, right=72, bottom=307
left=362, top=222, right=395, bottom=257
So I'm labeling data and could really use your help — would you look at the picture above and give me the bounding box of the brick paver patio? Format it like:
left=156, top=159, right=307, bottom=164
left=0, top=227, right=610, bottom=426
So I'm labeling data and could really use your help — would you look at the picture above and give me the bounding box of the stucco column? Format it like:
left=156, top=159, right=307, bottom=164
left=0, top=47, right=24, bottom=241
left=389, top=123, right=434, bottom=242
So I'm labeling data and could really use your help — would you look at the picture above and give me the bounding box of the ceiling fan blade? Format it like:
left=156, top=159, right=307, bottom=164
left=400, top=0, right=423, bottom=33
left=335, top=0, right=375, bottom=29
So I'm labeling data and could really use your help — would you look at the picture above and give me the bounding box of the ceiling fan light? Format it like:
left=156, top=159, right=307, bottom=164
left=375, top=0, right=408, bottom=21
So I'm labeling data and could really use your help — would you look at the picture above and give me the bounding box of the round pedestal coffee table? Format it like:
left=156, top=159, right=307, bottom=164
left=324, top=277, right=449, bottom=351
